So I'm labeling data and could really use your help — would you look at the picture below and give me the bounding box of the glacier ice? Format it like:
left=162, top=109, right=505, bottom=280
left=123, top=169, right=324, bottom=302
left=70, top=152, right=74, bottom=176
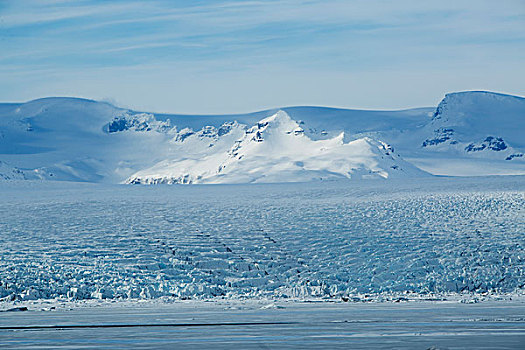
left=0, top=176, right=523, bottom=303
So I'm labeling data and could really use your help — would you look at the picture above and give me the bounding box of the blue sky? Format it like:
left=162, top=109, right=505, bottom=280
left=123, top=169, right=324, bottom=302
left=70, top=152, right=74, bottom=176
left=1, top=0, right=524, bottom=114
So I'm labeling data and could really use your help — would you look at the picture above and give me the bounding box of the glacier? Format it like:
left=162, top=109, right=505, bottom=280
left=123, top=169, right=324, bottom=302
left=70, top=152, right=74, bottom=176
left=1, top=176, right=523, bottom=302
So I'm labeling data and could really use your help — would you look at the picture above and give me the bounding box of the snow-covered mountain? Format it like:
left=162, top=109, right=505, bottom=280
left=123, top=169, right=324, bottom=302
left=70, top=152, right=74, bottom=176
left=420, top=91, right=524, bottom=159
left=0, top=98, right=174, bottom=183
left=0, top=91, right=523, bottom=184
left=400, top=91, right=525, bottom=176
left=127, top=111, right=427, bottom=184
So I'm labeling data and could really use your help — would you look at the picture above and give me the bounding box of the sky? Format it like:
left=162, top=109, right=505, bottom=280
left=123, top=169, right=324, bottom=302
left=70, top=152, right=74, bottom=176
left=1, top=0, right=524, bottom=114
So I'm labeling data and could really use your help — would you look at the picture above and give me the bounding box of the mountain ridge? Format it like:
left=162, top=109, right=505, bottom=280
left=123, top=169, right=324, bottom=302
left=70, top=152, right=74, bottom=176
left=126, top=110, right=429, bottom=184
left=1, top=91, right=524, bottom=183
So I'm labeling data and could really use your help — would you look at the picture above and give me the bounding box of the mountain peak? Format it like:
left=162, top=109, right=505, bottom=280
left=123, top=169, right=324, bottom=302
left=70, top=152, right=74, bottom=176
left=443, top=90, right=524, bottom=101
left=434, top=91, right=525, bottom=120
left=420, top=90, right=525, bottom=166
left=256, top=110, right=300, bottom=131
left=126, top=112, right=428, bottom=184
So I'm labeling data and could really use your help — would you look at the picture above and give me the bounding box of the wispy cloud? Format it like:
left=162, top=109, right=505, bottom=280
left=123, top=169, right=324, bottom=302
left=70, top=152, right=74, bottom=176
left=0, top=1, right=146, bottom=27
left=0, top=0, right=524, bottom=112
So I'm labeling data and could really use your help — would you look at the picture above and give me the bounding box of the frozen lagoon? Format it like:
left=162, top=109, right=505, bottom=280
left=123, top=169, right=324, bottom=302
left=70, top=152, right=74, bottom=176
left=1, top=300, right=525, bottom=349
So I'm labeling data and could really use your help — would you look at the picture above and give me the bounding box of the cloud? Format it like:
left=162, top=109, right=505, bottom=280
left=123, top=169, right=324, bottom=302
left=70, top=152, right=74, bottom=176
left=0, top=0, right=524, bottom=112
left=0, top=1, right=147, bottom=27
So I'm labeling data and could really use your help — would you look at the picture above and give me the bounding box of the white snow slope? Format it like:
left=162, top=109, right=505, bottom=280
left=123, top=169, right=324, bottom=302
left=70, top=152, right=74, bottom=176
left=128, top=111, right=427, bottom=184
left=0, top=91, right=524, bottom=184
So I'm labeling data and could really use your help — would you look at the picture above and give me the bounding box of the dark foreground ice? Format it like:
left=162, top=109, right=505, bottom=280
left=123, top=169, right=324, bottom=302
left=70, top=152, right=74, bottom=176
left=1, top=300, right=524, bottom=349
